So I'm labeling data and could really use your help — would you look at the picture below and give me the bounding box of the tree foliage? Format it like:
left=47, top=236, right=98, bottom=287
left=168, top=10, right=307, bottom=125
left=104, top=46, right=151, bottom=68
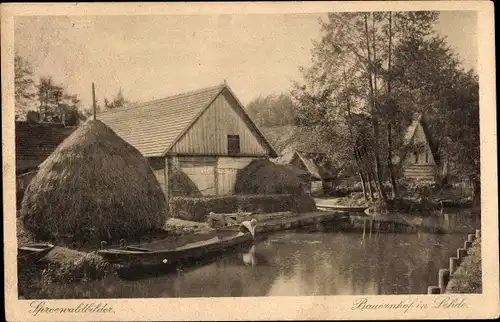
left=14, top=55, right=90, bottom=126
left=291, top=11, right=479, bottom=201
left=104, top=89, right=130, bottom=110
left=246, top=93, right=297, bottom=128
left=14, top=55, right=37, bottom=120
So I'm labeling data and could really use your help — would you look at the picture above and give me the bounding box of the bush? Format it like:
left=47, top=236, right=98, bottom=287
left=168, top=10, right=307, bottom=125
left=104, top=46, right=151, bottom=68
left=41, top=251, right=114, bottom=284
left=446, top=238, right=482, bottom=293
left=169, top=194, right=296, bottom=222
left=399, top=178, right=437, bottom=198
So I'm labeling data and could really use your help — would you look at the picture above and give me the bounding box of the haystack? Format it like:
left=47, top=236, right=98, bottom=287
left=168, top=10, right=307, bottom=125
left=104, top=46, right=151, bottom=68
left=234, top=159, right=304, bottom=195
left=20, top=120, right=168, bottom=245
left=234, top=159, right=317, bottom=212
left=170, top=169, right=202, bottom=197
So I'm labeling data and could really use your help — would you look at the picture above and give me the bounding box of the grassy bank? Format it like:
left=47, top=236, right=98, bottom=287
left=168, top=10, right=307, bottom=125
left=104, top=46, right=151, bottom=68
left=17, top=216, right=210, bottom=297
left=18, top=247, right=115, bottom=298
left=446, top=238, right=482, bottom=294
left=321, top=190, right=474, bottom=215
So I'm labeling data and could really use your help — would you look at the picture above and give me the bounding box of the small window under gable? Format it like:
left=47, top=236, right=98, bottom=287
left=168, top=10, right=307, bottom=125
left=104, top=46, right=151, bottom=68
left=227, top=135, right=240, bottom=155
left=425, top=152, right=429, bottom=163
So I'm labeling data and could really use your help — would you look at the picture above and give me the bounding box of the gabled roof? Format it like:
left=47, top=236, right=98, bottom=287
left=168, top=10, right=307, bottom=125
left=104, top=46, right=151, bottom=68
left=261, top=125, right=331, bottom=155
left=272, top=149, right=336, bottom=181
left=294, top=151, right=336, bottom=180
left=279, top=164, right=311, bottom=179
left=400, top=113, right=440, bottom=164
left=98, top=83, right=277, bottom=157
left=15, top=121, right=77, bottom=174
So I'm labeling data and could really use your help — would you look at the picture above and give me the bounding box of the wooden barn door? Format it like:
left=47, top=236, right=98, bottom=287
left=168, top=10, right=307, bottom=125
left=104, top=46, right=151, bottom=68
left=178, top=157, right=217, bottom=196
left=217, top=157, right=255, bottom=196
left=217, top=168, right=239, bottom=195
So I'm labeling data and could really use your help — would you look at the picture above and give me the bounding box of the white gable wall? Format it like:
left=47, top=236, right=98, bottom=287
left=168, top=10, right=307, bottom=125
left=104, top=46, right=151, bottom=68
left=170, top=90, right=269, bottom=156
left=403, top=123, right=436, bottom=166
left=402, top=122, right=437, bottom=182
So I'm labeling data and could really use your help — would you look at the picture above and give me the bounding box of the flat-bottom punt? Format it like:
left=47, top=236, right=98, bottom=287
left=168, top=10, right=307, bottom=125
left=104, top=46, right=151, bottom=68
left=97, top=229, right=254, bottom=268
left=18, top=243, right=55, bottom=265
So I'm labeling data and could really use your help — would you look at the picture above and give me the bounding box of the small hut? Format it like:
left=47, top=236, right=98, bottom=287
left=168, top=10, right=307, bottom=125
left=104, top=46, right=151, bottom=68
left=20, top=120, right=168, bottom=245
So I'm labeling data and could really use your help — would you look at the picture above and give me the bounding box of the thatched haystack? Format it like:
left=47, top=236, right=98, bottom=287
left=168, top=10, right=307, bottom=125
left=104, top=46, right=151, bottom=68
left=234, top=159, right=304, bottom=195
left=20, top=120, right=168, bottom=245
left=234, top=159, right=316, bottom=213
left=170, top=169, right=202, bottom=197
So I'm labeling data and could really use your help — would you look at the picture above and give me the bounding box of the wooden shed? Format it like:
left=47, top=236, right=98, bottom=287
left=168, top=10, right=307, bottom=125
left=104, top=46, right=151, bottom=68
left=98, top=83, right=278, bottom=199
left=272, top=149, right=336, bottom=195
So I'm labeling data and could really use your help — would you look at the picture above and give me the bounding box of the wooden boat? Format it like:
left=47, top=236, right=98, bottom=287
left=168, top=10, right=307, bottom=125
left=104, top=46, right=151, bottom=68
left=316, top=204, right=368, bottom=213
left=97, top=228, right=255, bottom=267
left=17, top=243, right=55, bottom=264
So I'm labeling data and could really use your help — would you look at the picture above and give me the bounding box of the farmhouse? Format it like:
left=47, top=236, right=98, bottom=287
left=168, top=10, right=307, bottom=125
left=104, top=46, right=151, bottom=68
left=399, top=113, right=439, bottom=182
left=262, top=125, right=337, bottom=195
left=273, top=148, right=336, bottom=195
left=15, top=120, right=76, bottom=174
left=15, top=120, right=76, bottom=204
left=98, top=83, right=278, bottom=199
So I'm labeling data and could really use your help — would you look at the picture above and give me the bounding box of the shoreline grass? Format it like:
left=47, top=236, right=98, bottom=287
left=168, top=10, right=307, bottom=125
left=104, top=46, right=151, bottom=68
left=446, top=238, right=482, bottom=294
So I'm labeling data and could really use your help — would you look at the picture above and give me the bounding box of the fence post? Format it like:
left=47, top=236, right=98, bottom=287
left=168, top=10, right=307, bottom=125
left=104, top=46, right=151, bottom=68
left=449, top=257, right=458, bottom=274
left=439, top=269, right=450, bottom=294
left=475, top=229, right=481, bottom=239
left=457, top=248, right=467, bottom=263
left=427, top=286, right=440, bottom=294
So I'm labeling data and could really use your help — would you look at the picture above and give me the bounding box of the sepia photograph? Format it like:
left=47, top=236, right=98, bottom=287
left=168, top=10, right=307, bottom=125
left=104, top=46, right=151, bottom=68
left=2, top=1, right=498, bottom=321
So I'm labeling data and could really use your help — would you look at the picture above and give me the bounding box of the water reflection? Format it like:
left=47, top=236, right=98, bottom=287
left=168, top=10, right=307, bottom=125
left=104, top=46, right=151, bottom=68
left=28, top=231, right=467, bottom=299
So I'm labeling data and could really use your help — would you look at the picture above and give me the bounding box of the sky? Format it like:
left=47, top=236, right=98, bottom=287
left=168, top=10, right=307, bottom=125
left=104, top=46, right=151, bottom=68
left=14, top=11, right=477, bottom=110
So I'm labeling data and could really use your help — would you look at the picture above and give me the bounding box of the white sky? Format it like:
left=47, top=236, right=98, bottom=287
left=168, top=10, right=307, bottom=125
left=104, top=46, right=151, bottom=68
left=14, top=11, right=477, bottom=110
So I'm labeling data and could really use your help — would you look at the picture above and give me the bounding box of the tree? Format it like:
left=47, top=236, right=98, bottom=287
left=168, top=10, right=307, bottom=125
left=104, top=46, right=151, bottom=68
left=104, top=88, right=130, bottom=110
left=246, top=93, right=297, bottom=128
left=391, top=30, right=479, bottom=198
left=14, top=55, right=37, bottom=120
left=37, top=76, right=64, bottom=122
left=58, top=94, right=83, bottom=126
left=291, top=11, right=476, bottom=203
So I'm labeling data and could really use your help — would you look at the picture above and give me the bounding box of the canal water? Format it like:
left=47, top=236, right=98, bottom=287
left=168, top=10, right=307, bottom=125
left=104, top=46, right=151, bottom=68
left=28, top=230, right=469, bottom=298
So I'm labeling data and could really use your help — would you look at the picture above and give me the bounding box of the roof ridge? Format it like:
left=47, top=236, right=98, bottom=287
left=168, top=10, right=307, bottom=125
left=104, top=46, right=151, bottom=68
left=98, top=83, right=225, bottom=116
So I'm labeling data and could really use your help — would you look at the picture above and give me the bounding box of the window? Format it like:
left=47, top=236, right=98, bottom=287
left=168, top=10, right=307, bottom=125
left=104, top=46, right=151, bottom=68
left=414, top=151, right=419, bottom=163
left=425, top=152, right=429, bottom=163
left=227, top=135, right=240, bottom=155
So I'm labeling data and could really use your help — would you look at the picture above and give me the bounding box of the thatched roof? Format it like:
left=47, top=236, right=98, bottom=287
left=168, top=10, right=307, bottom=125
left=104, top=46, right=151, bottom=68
left=261, top=125, right=331, bottom=155
left=21, top=120, right=168, bottom=245
left=15, top=121, right=76, bottom=174
left=400, top=113, right=440, bottom=165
